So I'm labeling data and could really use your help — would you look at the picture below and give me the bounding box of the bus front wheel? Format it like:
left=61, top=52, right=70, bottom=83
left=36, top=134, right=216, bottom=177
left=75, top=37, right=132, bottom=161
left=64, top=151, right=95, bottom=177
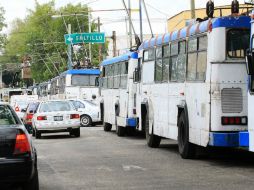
left=116, top=125, right=125, bottom=137
left=178, top=112, right=196, bottom=159
left=104, top=122, right=112, bottom=132
left=145, top=110, right=161, bottom=148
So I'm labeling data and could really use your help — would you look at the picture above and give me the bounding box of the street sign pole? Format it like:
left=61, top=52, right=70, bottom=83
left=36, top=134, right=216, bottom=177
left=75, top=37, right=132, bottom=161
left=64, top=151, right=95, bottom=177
left=88, top=8, right=92, bottom=62
left=67, top=24, right=72, bottom=70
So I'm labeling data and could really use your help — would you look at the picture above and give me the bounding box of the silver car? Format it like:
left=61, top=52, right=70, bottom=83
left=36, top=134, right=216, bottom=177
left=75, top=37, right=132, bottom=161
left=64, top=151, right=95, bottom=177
left=69, top=99, right=101, bottom=127
left=32, top=100, right=81, bottom=139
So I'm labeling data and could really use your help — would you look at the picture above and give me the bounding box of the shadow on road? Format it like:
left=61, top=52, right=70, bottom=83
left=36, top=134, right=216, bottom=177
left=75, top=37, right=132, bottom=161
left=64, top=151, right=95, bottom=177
left=39, top=134, right=74, bottom=140
left=158, top=141, right=254, bottom=168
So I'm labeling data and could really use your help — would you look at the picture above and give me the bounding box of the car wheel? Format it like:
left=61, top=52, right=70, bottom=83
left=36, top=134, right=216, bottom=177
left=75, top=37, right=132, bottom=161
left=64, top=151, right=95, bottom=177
left=103, top=122, right=112, bottom=132
left=35, top=129, right=41, bottom=139
left=178, top=112, right=196, bottom=159
left=80, top=115, right=92, bottom=127
left=23, top=167, right=39, bottom=190
left=116, top=125, right=125, bottom=137
left=72, top=128, right=80, bottom=137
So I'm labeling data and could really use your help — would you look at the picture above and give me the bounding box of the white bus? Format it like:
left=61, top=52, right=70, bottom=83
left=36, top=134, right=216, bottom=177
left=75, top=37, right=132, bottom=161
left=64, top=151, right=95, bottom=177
left=100, top=52, right=139, bottom=136
left=136, top=15, right=250, bottom=158
left=244, top=9, right=254, bottom=151
left=49, top=69, right=100, bottom=102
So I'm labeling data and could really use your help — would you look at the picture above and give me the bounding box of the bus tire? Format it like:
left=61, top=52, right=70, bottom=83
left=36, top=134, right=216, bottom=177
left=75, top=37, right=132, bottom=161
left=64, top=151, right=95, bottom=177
left=178, top=112, right=196, bottom=159
left=116, top=125, right=125, bottom=137
left=80, top=115, right=92, bottom=127
left=104, top=122, right=112, bottom=132
left=145, top=110, right=161, bottom=148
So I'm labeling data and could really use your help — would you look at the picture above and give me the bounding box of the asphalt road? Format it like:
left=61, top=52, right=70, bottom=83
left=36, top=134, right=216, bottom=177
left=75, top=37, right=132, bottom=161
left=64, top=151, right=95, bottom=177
left=34, top=126, right=254, bottom=190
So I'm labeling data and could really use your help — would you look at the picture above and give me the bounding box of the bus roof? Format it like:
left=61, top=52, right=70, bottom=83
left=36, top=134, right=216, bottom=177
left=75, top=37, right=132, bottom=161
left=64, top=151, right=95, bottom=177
left=61, top=69, right=100, bottom=76
left=101, top=51, right=138, bottom=66
left=139, top=16, right=250, bottom=50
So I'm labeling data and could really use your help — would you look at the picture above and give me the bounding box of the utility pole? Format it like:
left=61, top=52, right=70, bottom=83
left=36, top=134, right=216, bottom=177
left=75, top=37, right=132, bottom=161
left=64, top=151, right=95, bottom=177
left=128, top=0, right=132, bottom=48
left=190, top=0, right=196, bottom=19
left=98, top=17, right=102, bottom=63
left=67, top=24, right=72, bottom=70
left=88, top=8, right=92, bottom=63
left=112, top=31, right=117, bottom=57
left=139, top=0, right=143, bottom=42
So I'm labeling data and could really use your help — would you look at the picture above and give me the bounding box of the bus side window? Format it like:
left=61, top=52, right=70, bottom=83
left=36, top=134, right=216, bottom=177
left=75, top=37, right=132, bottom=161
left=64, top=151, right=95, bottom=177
left=170, top=42, right=178, bottom=81
left=197, top=36, right=207, bottom=81
left=120, top=62, right=128, bottom=88
left=155, top=46, right=163, bottom=82
left=177, top=41, right=187, bottom=82
left=187, top=38, right=198, bottom=81
left=162, top=45, right=170, bottom=82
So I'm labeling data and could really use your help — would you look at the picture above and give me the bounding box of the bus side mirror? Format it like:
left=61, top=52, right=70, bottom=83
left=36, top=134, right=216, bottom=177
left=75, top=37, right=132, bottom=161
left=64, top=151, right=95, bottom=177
left=133, top=68, right=140, bottom=82
left=95, top=77, right=99, bottom=87
left=246, top=49, right=254, bottom=75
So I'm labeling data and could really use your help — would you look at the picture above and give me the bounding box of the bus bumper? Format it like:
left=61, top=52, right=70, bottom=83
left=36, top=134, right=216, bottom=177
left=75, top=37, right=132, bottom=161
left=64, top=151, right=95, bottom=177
left=209, top=132, right=240, bottom=147
left=116, top=117, right=138, bottom=127
left=239, top=132, right=249, bottom=147
left=127, top=118, right=138, bottom=127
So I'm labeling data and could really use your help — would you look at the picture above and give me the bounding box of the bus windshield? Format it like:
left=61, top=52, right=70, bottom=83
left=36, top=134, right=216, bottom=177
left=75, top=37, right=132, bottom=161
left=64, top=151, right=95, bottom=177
left=71, top=75, right=97, bottom=86
left=227, top=29, right=250, bottom=59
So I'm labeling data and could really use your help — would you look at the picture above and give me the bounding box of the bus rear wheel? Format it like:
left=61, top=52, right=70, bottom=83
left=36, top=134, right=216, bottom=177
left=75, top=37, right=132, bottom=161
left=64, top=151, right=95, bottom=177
left=178, top=112, right=196, bottom=159
left=116, top=125, right=125, bottom=137
left=104, top=122, right=112, bottom=132
left=145, top=111, right=161, bottom=148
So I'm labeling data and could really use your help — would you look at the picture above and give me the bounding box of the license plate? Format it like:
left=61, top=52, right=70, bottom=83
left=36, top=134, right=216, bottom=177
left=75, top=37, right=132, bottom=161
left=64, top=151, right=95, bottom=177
left=54, top=116, right=63, bottom=121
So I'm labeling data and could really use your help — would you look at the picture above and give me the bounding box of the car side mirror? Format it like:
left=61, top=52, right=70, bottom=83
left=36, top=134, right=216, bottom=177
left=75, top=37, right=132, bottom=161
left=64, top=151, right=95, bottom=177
left=246, top=49, right=254, bottom=75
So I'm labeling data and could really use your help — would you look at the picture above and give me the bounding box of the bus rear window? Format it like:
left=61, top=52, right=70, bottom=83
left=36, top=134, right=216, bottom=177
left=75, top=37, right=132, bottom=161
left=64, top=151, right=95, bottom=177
left=227, top=29, right=249, bottom=59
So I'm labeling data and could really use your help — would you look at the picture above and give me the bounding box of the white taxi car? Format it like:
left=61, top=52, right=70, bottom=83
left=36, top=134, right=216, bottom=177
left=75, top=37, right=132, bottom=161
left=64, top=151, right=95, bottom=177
left=68, top=99, right=101, bottom=127
left=32, top=100, right=81, bottom=139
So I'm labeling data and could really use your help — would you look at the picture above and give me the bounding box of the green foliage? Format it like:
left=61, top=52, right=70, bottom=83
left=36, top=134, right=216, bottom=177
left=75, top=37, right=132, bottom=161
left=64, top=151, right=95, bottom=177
left=1, top=1, right=107, bottom=83
left=0, top=7, right=6, bottom=49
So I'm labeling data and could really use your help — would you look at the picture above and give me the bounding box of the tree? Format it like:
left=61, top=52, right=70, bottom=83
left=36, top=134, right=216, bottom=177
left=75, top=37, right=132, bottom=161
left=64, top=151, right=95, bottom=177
left=0, top=7, right=6, bottom=49
left=1, top=1, right=107, bottom=83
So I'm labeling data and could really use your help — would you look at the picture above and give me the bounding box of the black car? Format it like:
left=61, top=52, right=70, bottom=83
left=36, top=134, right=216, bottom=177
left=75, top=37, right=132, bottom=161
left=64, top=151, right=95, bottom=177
left=0, top=103, right=39, bottom=189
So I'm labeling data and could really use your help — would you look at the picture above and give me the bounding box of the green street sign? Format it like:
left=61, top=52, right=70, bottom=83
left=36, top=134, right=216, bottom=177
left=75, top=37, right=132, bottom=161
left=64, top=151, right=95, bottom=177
left=64, top=33, right=105, bottom=45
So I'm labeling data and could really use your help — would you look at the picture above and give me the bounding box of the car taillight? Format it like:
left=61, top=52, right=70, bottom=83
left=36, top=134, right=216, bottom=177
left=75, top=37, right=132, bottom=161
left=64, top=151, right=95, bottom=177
left=15, top=107, right=20, bottom=112
left=221, top=116, right=248, bottom=125
left=70, top=114, right=80, bottom=119
left=26, top=114, right=33, bottom=120
left=13, top=133, right=31, bottom=155
left=37, top=116, right=47, bottom=120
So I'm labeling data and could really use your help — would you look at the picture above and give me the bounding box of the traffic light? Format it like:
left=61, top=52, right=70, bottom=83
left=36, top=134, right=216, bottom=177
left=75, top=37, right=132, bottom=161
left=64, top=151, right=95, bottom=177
left=206, top=0, right=214, bottom=18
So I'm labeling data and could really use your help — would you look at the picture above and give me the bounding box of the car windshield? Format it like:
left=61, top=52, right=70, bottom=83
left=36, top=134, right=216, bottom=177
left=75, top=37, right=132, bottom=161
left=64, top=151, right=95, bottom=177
left=39, top=101, right=74, bottom=112
left=0, top=105, right=18, bottom=125
left=27, top=102, right=39, bottom=113
left=16, top=101, right=29, bottom=109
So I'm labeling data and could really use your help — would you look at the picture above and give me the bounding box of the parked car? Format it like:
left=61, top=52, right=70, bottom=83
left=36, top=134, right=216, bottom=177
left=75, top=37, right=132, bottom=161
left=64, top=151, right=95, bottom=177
left=32, top=100, right=81, bottom=139
left=0, top=102, right=39, bottom=189
left=22, top=102, right=40, bottom=134
left=69, top=99, right=101, bottom=127
left=13, top=101, right=30, bottom=120
left=10, top=95, right=39, bottom=120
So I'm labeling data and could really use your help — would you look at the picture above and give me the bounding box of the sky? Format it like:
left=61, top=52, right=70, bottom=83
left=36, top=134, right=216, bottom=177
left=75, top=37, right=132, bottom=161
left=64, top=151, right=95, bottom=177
left=0, top=0, right=247, bottom=36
